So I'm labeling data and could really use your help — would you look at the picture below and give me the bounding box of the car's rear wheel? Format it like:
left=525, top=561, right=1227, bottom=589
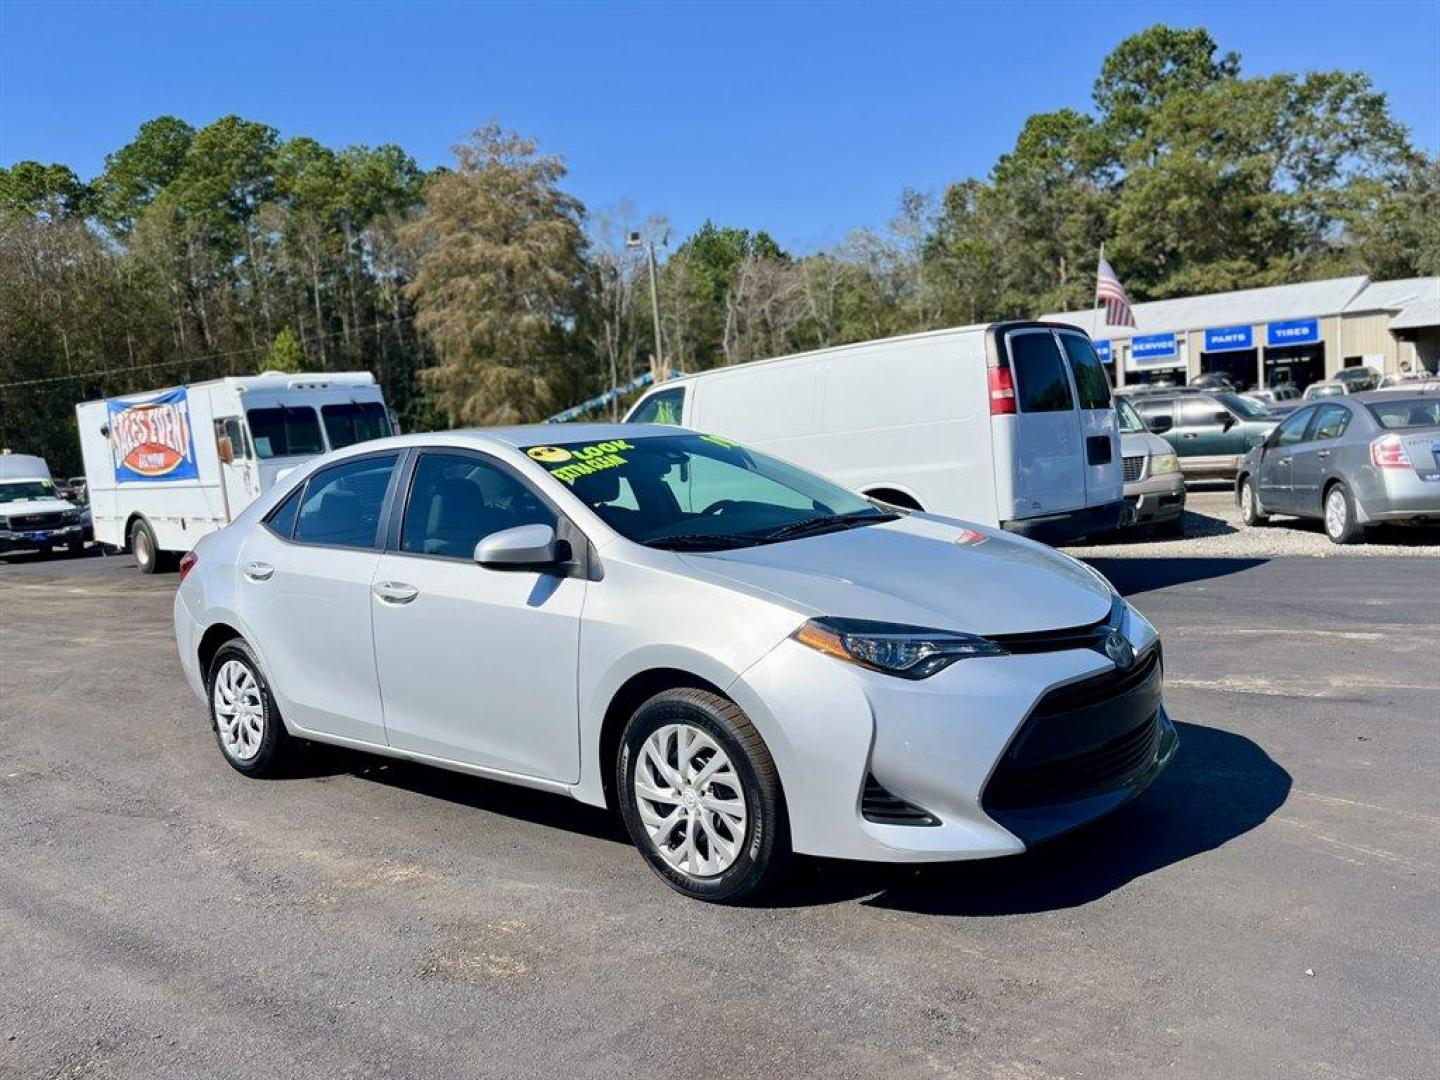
left=1239, top=477, right=1267, bottom=526
left=207, top=638, right=297, bottom=777
left=617, top=688, right=790, bottom=903
left=1323, top=483, right=1364, bottom=545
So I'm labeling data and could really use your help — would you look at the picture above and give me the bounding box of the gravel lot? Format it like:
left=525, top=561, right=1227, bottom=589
left=2, top=550, right=1438, bottom=1079
left=1067, top=482, right=1440, bottom=559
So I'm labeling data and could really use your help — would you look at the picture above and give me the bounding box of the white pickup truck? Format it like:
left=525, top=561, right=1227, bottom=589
left=77, top=371, right=392, bottom=572
left=0, top=452, right=90, bottom=557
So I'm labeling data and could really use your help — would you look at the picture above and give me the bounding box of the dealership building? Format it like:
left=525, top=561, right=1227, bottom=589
left=1044, top=275, right=1440, bottom=391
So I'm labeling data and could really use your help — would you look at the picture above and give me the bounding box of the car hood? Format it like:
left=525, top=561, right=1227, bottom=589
left=1121, top=430, right=1172, bottom=457
left=679, top=514, right=1113, bottom=636
left=0, top=497, right=76, bottom=517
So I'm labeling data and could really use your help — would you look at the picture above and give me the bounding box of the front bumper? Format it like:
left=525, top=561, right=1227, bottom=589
left=731, top=603, right=1172, bottom=863
left=0, top=523, right=87, bottom=553
left=1123, top=472, right=1186, bottom=526
left=1001, top=499, right=1125, bottom=545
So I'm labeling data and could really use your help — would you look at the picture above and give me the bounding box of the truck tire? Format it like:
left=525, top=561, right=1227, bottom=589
left=130, top=518, right=161, bottom=574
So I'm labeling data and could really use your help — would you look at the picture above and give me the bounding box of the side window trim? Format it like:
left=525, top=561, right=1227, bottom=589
left=262, top=483, right=304, bottom=540
left=267, top=449, right=405, bottom=552
left=383, top=446, right=578, bottom=563
left=1053, top=329, right=1112, bottom=410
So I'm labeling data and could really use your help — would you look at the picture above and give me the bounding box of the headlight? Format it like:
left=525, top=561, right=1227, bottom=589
left=793, top=617, right=1007, bottom=679
left=61, top=509, right=80, bottom=524
left=1151, top=452, right=1181, bottom=476
left=0, top=515, right=9, bottom=529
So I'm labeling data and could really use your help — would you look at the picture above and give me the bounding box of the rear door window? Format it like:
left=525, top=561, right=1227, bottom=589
left=1008, top=333, right=1074, bottom=413
left=247, top=407, right=324, bottom=459
left=1312, top=404, right=1351, bottom=441
left=1057, top=334, right=1112, bottom=409
left=1274, top=408, right=1316, bottom=447
left=322, top=402, right=392, bottom=449
left=293, top=453, right=399, bottom=549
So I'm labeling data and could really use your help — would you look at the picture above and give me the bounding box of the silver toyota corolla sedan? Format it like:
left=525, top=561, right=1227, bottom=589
left=1235, top=390, right=1440, bottom=543
left=174, top=424, right=1176, bottom=902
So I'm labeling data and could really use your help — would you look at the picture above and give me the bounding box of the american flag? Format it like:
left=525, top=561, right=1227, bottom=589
left=1095, top=254, right=1137, bottom=327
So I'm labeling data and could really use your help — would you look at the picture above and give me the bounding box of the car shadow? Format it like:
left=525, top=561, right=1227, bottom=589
left=1084, top=556, right=1268, bottom=596
left=762, top=720, right=1289, bottom=913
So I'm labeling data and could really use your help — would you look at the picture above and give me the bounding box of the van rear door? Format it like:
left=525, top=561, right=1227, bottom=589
left=1055, top=329, right=1123, bottom=509
left=1000, top=328, right=1086, bottom=518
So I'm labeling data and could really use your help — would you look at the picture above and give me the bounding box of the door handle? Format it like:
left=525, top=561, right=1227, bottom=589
left=1279, top=457, right=1292, bottom=466
left=373, top=581, right=419, bottom=604
left=1317, top=450, right=1330, bottom=459
left=243, top=561, right=274, bottom=582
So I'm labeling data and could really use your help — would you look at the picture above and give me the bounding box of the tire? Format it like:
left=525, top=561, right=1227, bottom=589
left=1323, top=483, right=1364, bottom=545
left=206, top=638, right=297, bottom=778
left=1239, top=477, right=1267, bottom=526
left=130, top=518, right=161, bottom=574
left=617, top=688, right=790, bottom=903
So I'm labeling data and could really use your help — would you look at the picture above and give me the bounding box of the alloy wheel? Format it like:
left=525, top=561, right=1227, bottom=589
left=1325, top=488, right=1347, bottom=538
left=632, top=723, right=748, bottom=878
left=213, top=659, right=264, bottom=761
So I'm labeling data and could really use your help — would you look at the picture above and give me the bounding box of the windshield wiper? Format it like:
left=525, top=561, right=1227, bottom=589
left=640, top=533, right=756, bottom=551
left=760, top=511, right=896, bottom=543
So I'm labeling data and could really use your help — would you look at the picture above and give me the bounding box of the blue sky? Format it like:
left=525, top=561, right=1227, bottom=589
left=2, top=0, right=1437, bottom=251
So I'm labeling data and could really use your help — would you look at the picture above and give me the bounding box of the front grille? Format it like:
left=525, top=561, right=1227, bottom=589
left=861, top=775, right=938, bottom=826
left=1122, top=455, right=1145, bottom=482
left=982, top=646, right=1163, bottom=815
left=8, top=511, right=66, bottom=529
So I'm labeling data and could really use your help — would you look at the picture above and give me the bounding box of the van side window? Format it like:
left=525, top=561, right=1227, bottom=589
left=1008, top=333, right=1075, bottom=413
left=247, top=406, right=324, bottom=459
left=293, top=453, right=399, bottom=549
left=629, top=387, right=685, bottom=425
left=1057, top=335, right=1112, bottom=409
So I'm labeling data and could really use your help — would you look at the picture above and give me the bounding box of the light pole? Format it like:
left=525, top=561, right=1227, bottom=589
left=627, top=230, right=666, bottom=377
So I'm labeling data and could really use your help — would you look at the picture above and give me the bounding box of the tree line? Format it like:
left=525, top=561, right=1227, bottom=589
left=3, top=25, right=1436, bottom=475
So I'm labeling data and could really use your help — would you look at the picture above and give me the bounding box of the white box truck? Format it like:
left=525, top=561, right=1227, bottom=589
left=77, top=371, right=392, bottom=572
left=624, top=321, right=1123, bottom=544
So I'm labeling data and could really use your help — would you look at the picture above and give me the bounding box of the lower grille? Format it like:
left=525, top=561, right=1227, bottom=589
left=9, top=512, right=66, bottom=529
left=862, top=775, right=938, bottom=826
left=1122, top=455, right=1145, bottom=482
left=982, top=647, right=1164, bottom=814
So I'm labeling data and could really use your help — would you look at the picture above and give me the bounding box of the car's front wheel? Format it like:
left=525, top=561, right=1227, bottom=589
left=1239, top=476, right=1267, bottom=526
left=206, top=638, right=298, bottom=777
left=617, top=688, right=790, bottom=903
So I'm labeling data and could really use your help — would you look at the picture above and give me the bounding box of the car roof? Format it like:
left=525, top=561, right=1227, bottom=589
left=455, top=422, right=679, bottom=447
left=1351, top=387, right=1439, bottom=404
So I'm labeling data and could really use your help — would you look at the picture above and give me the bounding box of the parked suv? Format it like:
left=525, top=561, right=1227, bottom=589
left=1121, top=391, right=1278, bottom=478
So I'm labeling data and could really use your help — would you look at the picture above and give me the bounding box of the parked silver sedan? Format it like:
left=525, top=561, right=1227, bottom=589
left=1116, top=396, right=1186, bottom=533
left=1235, top=390, right=1440, bottom=543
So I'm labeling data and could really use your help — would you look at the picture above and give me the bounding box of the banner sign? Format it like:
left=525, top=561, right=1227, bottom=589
left=108, top=388, right=200, bottom=483
left=1266, top=318, right=1320, bottom=347
left=1204, top=325, right=1253, bottom=352
left=1129, top=332, right=1179, bottom=367
left=1094, top=339, right=1113, bottom=364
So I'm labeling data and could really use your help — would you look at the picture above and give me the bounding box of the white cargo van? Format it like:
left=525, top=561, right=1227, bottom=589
left=624, top=321, right=1123, bottom=543
left=77, top=371, right=392, bottom=572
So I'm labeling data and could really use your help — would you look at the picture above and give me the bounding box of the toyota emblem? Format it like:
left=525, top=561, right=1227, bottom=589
left=1103, top=629, right=1135, bottom=670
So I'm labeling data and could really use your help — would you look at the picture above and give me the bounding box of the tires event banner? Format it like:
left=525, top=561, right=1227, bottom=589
left=108, top=388, right=200, bottom=482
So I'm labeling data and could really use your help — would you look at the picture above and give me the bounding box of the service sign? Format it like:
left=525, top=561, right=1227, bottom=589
left=1094, top=339, right=1113, bottom=364
left=1266, top=319, right=1320, bottom=347
left=1204, top=325, right=1253, bottom=352
left=1129, top=332, right=1178, bottom=367
left=108, top=388, right=200, bottom=483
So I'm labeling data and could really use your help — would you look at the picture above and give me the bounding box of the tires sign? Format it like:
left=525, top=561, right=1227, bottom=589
left=108, top=388, right=200, bottom=483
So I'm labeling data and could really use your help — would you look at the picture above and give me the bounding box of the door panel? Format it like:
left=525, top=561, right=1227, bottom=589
left=1006, top=330, right=1085, bottom=515
left=1290, top=405, right=1350, bottom=513
left=370, top=450, right=584, bottom=781
left=1056, top=332, right=1122, bottom=509
left=235, top=453, right=398, bottom=742
left=1258, top=408, right=1315, bottom=512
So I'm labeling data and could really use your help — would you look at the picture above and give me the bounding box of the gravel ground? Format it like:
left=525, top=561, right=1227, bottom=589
left=1067, top=482, right=1440, bottom=559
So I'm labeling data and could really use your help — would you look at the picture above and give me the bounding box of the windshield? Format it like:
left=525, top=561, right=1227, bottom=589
left=1115, top=397, right=1145, bottom=433
left=247, top=406, right=325, bottom=459
left=1306, top=384, right=1343, bottom=399
left=322, top=402, right=392, bottom=449
left=0, top=479, right=60, bottom=504
left=1367, top=397, right=1440, bottom=430
left=524, top=433, right=892, bottom=550
left=1217, top=392, right=1271, bottom=419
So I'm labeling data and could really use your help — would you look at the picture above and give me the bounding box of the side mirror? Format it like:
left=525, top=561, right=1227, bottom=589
left=1146, top=416, right=1173, bottom=434
left=216, top=436, right=235, bottom=465
left=1219, top=413, right=1237, bottom=431
left=475, top=523, right=562, bottom=571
